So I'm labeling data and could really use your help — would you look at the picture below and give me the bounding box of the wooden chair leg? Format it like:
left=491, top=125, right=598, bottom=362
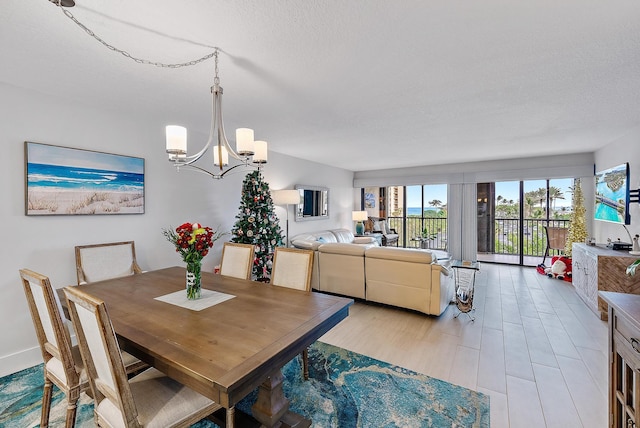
left=64, top=388, right=80, bottom=428
left=64, top=398, right=78, bottom=428
left=302, top=348, right=309, bottom=380
left=41, top=378, right=53, bottom=427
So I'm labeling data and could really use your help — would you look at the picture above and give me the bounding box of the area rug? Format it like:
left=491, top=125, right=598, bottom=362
left=0, top=342, right=489, bottom=427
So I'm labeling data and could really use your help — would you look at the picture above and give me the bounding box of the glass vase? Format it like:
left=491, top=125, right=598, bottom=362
left=185, top=260, right=202, bottom=300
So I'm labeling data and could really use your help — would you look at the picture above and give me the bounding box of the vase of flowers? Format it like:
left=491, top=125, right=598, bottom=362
left=163, top=222, right=223, bottom=300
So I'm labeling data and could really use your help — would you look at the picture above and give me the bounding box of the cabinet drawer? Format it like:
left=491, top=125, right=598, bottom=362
left=615, top=309, right=640, bottom=355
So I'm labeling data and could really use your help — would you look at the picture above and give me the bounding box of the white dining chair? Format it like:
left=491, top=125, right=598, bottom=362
left=270, top=247, right=315, bottom=379
left=271, top=247, right=314, bottom=291
left=64, top=285, right=222, bottom=427
left=19, top=268, right=88, bottom=428
left=220, top=242, right=255, bottom=280
left=75, top=241, right=143, bottom=285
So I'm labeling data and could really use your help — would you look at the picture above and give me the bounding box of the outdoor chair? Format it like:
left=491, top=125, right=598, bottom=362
left=220, top=242, right=255, bottom=280
left=366, top=217, right=399, bottom=246
left=64, top=285, right=222, bottom=427
left=270, top=247, right=314, bottom=380
left=542, top=226, right=569, bottom=265
left=75, top=241, right=143, bottom=285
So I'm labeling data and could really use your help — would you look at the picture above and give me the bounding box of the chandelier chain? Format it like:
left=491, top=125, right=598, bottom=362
left=214, top=50, right=220, bottom=85
left=57, top=4, right=217, bottom=69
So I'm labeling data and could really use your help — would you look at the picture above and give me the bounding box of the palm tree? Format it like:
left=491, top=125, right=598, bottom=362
left=548, top=186, right=564, bottom=213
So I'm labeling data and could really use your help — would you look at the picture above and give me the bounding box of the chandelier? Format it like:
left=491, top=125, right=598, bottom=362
left=166, top=49, right=267, bottom=179
left=46, top=2, right=267, bottom=179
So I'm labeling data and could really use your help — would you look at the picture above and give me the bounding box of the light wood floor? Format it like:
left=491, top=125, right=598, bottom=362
left=320, top=263, right=609, bottom=428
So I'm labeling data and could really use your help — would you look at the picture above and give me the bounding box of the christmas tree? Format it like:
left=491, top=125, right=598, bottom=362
left=231, top=170, right=285, bottom=281
left=564, top=178, right=588, bottom=257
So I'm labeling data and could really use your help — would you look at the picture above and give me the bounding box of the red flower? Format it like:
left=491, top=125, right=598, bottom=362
left=163, top=222, right=224, bottom=264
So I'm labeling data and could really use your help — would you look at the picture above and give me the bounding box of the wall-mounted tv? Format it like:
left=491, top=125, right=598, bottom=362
left=594, top=162, right=630, bottom=225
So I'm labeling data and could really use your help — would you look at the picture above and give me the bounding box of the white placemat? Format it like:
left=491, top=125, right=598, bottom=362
left=154, top=289, right=235, bottom=311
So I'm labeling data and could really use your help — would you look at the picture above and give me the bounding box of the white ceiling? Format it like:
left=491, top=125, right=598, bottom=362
left=2, top=1, right=639, bottom=172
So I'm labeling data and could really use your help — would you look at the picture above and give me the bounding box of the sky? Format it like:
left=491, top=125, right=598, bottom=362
left=404, top=179, right=574, bottom=208
left=27, top=142, right=144, bottom=173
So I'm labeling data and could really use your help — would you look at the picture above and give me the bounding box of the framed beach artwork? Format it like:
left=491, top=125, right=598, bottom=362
left=25, top=142, right=145, bottom=216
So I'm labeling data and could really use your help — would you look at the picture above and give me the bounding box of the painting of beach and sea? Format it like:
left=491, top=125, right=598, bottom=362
left=594, top=162, right=630, bottom=225
left=25, top=142, right=145, bottom=215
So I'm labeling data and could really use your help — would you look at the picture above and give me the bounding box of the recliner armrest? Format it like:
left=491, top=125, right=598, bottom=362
left=433, top=263, right=451, bottom=276
left=353, top=236, right=376, bottom=244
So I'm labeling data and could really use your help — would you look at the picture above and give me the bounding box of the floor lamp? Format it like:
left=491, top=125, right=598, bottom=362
left=272, top=189, right=300, bottom=247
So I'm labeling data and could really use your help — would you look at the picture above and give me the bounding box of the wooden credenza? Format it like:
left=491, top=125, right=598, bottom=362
left=600, top=291, right=640, bottom=428
left=572, top=243, right=640, bottom=320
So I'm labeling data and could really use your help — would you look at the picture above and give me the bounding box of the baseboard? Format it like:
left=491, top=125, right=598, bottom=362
left=0, top=346, right=42, bottom=378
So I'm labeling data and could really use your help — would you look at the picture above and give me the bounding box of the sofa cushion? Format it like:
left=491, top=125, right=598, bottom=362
left=365, top=247, right=433, bottom=263
left=290, top=231, right=338, bottom=250
left=330, top=229, right=355, bottom=243
left=318, top=242, right=371, bottom=256
left=291, top=240, right=316, bottom=250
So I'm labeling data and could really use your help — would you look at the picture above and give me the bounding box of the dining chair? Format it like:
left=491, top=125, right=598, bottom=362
left=270, top=247, right=314, bottom=380
left=75, top=241, right=143, bottom=285
left=19, top=268, right=87, bottom=428
left=20, top=269, right=149, bottom=427
left=63, top=285, right=222, bottom=428
left=219, top=242, right=255, bottom=280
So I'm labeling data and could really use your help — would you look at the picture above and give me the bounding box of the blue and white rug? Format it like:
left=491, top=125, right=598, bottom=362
left=0, top=342, right=489, bottom=427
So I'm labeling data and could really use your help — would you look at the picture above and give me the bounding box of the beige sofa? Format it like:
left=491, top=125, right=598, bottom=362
left=289, top=229, right=377, bottom=290
left=364, top=247, right=453, bottom=315
left=316, top=244, right=452, bottom=316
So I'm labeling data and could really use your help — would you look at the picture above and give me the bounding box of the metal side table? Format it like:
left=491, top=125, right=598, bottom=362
left=451, top=260, right=480, bottom=321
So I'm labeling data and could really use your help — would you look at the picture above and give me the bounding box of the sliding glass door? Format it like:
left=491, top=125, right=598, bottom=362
left=363, top=185, right=448, bottom=249
left=477, top=178, right=572, bottom=266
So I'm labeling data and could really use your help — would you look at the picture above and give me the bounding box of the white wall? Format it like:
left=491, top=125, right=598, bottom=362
left=0, top=83, right=353, bottom=376
left=593, top=125, right=640, bottom=244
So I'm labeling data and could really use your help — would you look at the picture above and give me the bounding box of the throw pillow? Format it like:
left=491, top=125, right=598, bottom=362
left=379, top=221, right=388, bottom=234
left=372, top=220, right=381, bottom=232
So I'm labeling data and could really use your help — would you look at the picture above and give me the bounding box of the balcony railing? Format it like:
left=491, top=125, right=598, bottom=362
left=388, top=216, right=448, bottom=250
left=388, top=216, right=570, bottom=257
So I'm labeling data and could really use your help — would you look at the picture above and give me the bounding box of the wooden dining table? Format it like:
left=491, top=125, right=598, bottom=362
left=63, top=266, right=353, bottom=428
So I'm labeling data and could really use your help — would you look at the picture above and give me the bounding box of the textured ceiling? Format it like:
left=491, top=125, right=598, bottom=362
left=2, top=1, right=639, bottom=172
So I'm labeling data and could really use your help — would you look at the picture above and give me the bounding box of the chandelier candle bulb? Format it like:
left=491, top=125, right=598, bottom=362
left=166, top=125, right=187, bottom=155
left=236, top=128, right=255, bottom=156
left=253, top=140, right=268, bottom=163
left=213, top=145, right=229, bottom=166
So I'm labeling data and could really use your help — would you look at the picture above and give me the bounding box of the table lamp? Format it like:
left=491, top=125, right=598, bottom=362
left=352, top=211, right=368, bottom=235
left=272, top=189, right=301, bottom=247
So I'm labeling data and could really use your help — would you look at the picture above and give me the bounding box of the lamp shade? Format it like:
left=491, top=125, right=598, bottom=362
left=166, top=125, right=187, bottom=154
left=236, top=128, right=255, bottom=155
left=213, top=145, right=229, bottom=166
left=272, top=189, right=300, bottom=205
left=253, top=140, right=268, bottom=163
left=352, top=211, right=368, bottom=221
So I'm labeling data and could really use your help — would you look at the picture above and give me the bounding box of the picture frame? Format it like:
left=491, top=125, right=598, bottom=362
left=364, top=191, right=376, bottom=208
left=24, top=141, right=145, bottom=216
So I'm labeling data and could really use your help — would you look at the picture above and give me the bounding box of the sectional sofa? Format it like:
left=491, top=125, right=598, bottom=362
left=290, top=229, right=454, bottom=316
